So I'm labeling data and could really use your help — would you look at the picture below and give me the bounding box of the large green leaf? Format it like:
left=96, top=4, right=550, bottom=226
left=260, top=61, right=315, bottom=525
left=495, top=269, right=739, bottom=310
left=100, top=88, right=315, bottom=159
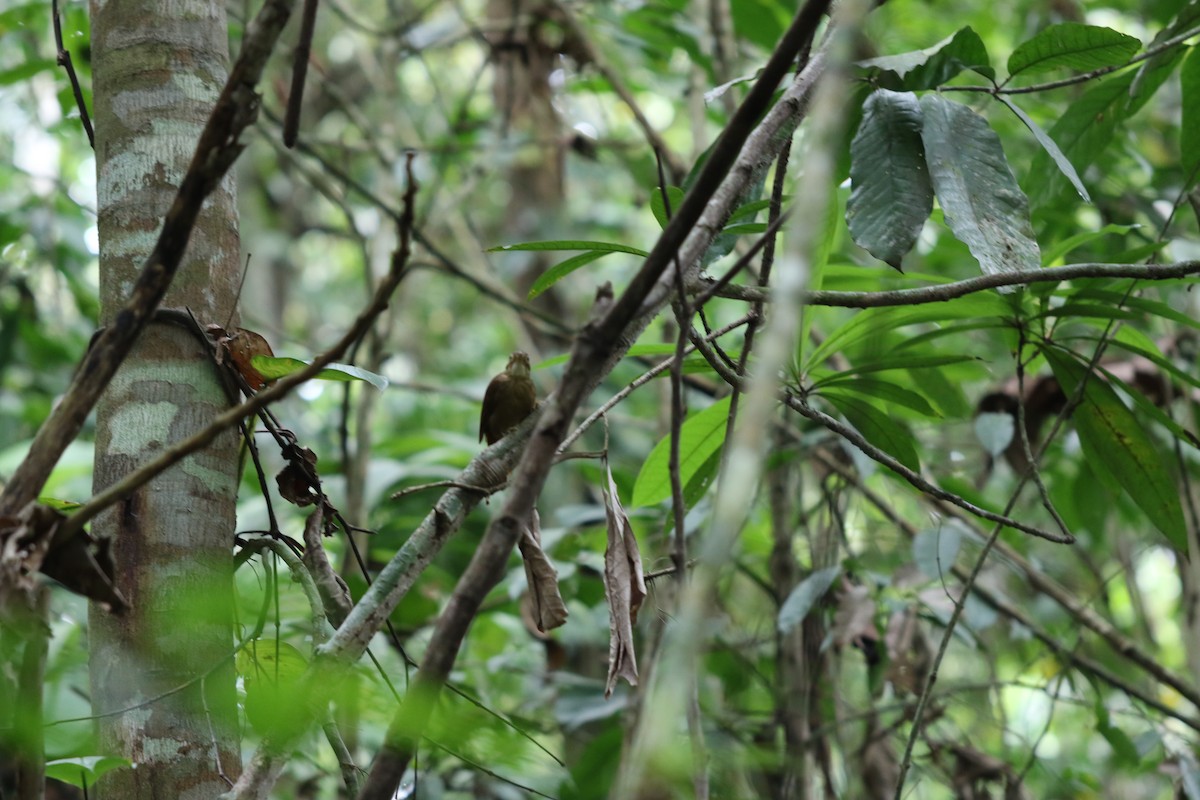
left=823, top=393, right=921, bottom=471
left=1007, top=24, right=1140, bottom=77
left=818, top=379, right=939, bottom=417
left=1043, top=348, right=1185, bottom=551
left=846, top=90, right=933, bottom=270
left=857, top=26, right=994, bottom=88
left=920, top=95, right=1040, bottom=286
left=632, top=396, right=731, bottom=508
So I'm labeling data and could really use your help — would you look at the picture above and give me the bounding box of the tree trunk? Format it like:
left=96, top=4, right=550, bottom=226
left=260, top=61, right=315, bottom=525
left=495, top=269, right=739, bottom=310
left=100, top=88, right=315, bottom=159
left=86, top=0, right=243, bottom=794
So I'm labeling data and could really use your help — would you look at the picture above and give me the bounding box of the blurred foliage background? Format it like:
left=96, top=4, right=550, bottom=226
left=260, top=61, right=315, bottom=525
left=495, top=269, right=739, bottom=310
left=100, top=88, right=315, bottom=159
left=5, top=0, right=1200, bottom=797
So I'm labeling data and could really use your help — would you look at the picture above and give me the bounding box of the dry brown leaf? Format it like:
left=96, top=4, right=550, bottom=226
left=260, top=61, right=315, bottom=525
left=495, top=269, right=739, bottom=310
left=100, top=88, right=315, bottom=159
left=518, top=509, right=568, bottom=632
left=602, top=461, right=646, bottom=698
left=1, top=502, right=127, bottom=613
left=276, top=445, right=320, bottom=507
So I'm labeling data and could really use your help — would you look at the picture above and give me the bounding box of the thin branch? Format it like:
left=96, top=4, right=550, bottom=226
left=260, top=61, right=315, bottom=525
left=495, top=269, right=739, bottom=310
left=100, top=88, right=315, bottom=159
left=695, top=260, right=1200, bottom=307
left=51, top=0, right=94, bottom=147
left=283, top=0, right=321, bottom=147
left=559, top=315, right=752, bottom=452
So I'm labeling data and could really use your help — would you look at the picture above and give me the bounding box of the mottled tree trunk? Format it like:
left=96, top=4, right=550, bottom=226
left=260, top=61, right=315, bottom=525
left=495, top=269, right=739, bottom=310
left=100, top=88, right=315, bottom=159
left=86, top=0, right=243, bottom=795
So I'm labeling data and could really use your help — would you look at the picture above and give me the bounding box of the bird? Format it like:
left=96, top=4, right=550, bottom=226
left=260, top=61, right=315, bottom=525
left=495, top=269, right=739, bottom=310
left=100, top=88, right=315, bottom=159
left=479, top=351, right=536, bottom=445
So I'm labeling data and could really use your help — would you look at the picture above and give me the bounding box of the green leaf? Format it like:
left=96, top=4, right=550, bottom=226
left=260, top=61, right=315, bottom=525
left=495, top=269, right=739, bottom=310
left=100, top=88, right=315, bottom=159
left=45, top=756, right=132, bottom=788
left=816, top=379, right=939, bottom=418
left=997, top=96, right=1090, bottom=203
left=1044, top=348, right=1185, bottom=551
left=632, top=397, right=731, bottom=508
left=1007, top=23, right=1140, bottom=77
left=857, top=26, right=994, bottom=88
left=920, top=95, right=1040, bottom=286
left=846, top=90, right=933, bottom=270
left=823, top=393, right=921, bottom=471
left=805, top=296, right=1009, bottom=371
left=1027, top=73, right=1134, bottom=207
left=0, top=58, right=56, bottom=86
left=777, top=566, right=841, bottom=634
left=488, top=239, right=650, bottom=257
left=913, top=524, right=963, bottom=580
left=1182, top=45, right=1200, bottom=185
left=239, top=640, right=311, bottom=737
left=821, top=353, right=981, bottom=380
left=527, top=250, right=612, bottom=299
left=650, top=186, right=685, bottom=229
left=251, top=356, right=388, bottom=390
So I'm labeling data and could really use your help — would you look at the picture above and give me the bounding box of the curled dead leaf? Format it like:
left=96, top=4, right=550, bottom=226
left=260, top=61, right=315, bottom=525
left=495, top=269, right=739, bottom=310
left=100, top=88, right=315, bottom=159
left=602, top=461, right=646, bottom=698
left=518, top=509, right=568, bottom=633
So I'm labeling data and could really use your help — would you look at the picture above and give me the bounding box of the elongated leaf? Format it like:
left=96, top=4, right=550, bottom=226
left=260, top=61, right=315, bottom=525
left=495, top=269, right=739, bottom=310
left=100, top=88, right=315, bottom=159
left=824, top=393, right=921, bottom=471
left=1008, top=23, right=1140, bottom=77
left=1027, top=73, right=1134, bottom=206
left=814, top=354, right=979, bottom=386
left=488, top=239, right=650, bottom=257
left=528, top=250, right=612, bottom=299
left=778, top=566, right=841, bottom=634
left=816, top=379, right=939, bottom=417
left=997, top=96, right=1090, bottom=202
left=846, top=90, right=933, bottom=270
left=805, top=295, right=1009, bottom=370
left=251, top=356, right=388, bottom=390
left=1044, top=348, right=1185, bottom=551
left=1182, top=45, right=1200, bottom=185
left=632, top=397, right=731, bottom=507
left=920, top=95, right=1040, bottom=286
left=1039, top=223, right=1138, bottom=265
left=857, top=26, right=994, bottom=88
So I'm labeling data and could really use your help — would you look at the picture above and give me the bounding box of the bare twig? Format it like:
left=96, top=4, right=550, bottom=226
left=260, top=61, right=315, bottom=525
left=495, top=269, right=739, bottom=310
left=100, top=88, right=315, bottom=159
left=51, top=0, right=94, bottom=147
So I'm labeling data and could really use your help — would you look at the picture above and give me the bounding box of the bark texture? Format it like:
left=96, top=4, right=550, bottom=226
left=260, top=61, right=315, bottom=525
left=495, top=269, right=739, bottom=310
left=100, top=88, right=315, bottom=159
left=87, top=0, right=242, bottom=794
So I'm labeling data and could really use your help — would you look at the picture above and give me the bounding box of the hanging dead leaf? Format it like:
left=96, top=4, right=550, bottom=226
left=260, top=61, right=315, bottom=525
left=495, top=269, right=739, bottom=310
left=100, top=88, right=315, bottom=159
left=518, top=509, right=568, bottom=632
left=0, top=502, right=127, bottom=613
left=276, top=445, right=321, bottom=507
left=602, top=460, right=646, bottom=698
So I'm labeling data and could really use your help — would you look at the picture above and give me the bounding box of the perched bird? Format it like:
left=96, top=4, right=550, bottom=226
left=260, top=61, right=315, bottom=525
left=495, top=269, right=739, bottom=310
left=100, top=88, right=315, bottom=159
left=479, top=351, right=536, bottom=445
